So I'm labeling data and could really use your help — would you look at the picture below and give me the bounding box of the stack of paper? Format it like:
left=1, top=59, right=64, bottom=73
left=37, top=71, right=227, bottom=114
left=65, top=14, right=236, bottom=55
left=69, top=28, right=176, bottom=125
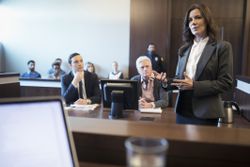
left=70, top=104, right=99, bottom=111
left=139, top=107, right=162, bottom=113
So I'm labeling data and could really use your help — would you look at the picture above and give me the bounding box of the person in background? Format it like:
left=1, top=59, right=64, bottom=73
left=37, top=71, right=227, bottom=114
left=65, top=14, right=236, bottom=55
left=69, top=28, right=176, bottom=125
left=131, top=56, right=168, bottom=109
left=48, top=61, right=64, bottom=79
left=85, top=61, right=95, bottom=73
left=160, top=3, right=233, bottom=126
left=145, top=43, right=165, bottom=73
left=84, top=61, right=98, bottom=79
left=61, top=53, right=101, bottom=105
left=108, top=61, right=124, bottom=79
left=48, top=58, right=66, bottom=76
left=21, top=60, right=41, bottom=78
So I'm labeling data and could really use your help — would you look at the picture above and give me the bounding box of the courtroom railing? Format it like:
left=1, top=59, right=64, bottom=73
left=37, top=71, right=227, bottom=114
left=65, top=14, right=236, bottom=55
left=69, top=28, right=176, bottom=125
left=20, top=77, right=61, bottom=97
left=0, top=72, right=20, bottom=98
left=235, top=75, right=250, bottom=121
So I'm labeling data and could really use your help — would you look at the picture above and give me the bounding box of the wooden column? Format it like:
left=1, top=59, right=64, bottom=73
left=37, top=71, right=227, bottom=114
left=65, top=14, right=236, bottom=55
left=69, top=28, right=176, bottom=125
left=242, top=0, right=250, bottom=76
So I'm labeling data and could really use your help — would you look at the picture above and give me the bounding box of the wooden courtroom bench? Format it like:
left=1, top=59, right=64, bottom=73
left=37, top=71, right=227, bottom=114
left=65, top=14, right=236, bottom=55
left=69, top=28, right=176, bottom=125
left=0, top=72, right=20, bottom=98
left=20, top=78, right=61, bottom=97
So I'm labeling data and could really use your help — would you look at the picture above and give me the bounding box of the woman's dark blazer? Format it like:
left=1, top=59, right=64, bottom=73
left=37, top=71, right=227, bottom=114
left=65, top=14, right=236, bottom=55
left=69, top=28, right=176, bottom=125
left=61, top=71, right=101, bottom=105
left=173, top=39, right=233, bottom=119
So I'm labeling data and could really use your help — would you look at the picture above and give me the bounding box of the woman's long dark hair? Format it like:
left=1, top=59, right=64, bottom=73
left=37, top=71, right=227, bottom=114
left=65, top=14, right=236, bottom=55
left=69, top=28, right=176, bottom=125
left=182, top=3, right=218, bottom=44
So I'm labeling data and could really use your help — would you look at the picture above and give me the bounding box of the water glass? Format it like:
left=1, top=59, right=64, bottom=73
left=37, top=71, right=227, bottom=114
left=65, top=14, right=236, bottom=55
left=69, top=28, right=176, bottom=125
left=125, top=137, right=169, bottom=167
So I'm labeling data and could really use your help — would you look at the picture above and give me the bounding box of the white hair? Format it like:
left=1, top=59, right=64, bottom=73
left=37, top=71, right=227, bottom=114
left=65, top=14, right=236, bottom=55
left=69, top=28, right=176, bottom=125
left=136, top=56, right=152, bottom=70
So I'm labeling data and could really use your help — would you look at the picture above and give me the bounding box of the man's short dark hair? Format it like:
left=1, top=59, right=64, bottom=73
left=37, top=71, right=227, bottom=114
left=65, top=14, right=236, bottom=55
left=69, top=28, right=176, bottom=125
left=27, top=60, right=35, bottom=65
left=55, top=58, right=62, bottom=65
left=68, top=53, right=80, bottom=64
left=52, top=61, right=61, bottom=67
left=55, top=58, right=62, bottom=62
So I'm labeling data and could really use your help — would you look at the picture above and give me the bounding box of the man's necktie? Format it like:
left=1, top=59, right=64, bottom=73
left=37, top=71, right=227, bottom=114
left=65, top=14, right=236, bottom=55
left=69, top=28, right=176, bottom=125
left=142, top=79, right=148, bottom=90
left=79, top=81, right=83, bottom=99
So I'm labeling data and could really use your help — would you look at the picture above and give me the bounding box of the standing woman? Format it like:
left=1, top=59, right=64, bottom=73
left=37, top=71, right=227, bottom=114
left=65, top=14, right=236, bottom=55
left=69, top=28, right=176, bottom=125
left=165, top=3, right=233, bottom=126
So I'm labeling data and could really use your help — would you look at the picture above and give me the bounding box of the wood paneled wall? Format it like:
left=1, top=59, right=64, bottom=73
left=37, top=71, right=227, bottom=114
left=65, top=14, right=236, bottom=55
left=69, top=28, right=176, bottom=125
left=170, top=0, right=244, bottom=78
left=129, top=0, right=171, bottom=77
left=129, top=0, right=249, bottom=80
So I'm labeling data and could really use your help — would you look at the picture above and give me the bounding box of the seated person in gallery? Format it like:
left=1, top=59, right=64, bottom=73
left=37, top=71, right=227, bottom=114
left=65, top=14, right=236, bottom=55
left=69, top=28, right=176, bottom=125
left=108, top=61, right=124, bottom=79
left=48, top=58, right=66, bottom=76
left=20, top=60, right=41, bottom=78
left=131, top=56, right=168, bottom=109
left=61, top=53, right=101, bottom=105
left=84, top=61, right=98, bottom=78
left=48, top=61, right=65, bottom=79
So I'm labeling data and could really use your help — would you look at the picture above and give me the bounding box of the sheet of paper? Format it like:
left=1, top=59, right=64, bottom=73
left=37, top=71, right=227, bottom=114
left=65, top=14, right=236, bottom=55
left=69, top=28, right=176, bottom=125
left=139, top=107, right=162, bottom=113
left=70, top=104, right=99, bottom=111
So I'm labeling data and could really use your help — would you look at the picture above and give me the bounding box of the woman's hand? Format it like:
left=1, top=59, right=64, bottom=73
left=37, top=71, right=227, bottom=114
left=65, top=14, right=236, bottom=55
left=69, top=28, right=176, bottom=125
left=153, top=71, right=167, bottom=82
left=171, top=72, right=193, bottom=90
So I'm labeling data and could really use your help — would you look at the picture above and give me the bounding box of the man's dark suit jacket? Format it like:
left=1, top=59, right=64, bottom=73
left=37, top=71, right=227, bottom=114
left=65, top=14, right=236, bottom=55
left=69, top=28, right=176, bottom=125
left=61, top=71, right=101, bottom=105
left=170, top=39, right=233, bottom=119
left=131, top=75, right=168, bottom=108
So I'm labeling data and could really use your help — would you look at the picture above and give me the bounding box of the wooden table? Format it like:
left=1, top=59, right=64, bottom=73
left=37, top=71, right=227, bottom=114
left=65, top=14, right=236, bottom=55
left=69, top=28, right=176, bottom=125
left=67, top=106, right=250, bottom=167
left=67, top=105, right=249, bottom=128
left=68, top=106, right=175, bottom=124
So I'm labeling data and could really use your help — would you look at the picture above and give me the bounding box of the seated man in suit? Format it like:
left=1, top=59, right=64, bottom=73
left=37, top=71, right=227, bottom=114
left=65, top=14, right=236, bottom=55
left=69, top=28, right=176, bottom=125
left=21, top=60, right=41, bottom=78
left=131, top=56, right=168, bottom=109
left=61, top=53, right=101, bottom=105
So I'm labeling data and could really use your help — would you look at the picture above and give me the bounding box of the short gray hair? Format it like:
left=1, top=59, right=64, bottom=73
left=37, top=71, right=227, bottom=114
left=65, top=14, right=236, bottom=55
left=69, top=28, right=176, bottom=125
left=136, top=56, right=152, bottom=70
